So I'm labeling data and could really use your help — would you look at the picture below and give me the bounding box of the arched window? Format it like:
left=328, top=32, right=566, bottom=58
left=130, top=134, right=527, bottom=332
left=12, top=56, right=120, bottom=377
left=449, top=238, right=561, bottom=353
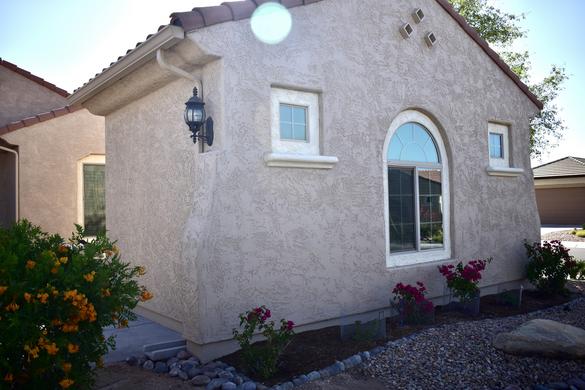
left=383, top=111, right=450, bottom=267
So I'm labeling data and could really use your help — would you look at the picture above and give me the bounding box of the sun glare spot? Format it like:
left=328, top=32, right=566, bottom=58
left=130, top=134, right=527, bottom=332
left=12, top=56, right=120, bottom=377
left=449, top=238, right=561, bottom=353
left=250, top=2, right=292, bottom=45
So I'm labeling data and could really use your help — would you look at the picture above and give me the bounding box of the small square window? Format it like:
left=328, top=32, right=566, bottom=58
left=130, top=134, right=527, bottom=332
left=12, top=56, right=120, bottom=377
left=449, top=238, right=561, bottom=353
left=489, top=132, right=503, bottom=159
left=279, top=104, right=307, bottom=141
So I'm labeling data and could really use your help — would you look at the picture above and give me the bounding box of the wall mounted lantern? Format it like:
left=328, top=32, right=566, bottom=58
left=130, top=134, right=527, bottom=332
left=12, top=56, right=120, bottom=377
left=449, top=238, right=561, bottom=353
left=184, top=86, right=213, bottom=146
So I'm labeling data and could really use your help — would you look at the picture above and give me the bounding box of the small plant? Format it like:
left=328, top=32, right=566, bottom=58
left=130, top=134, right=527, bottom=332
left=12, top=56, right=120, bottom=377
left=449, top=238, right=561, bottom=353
left=0, top=220, right=152, bottom=389
left=525, top=240, right=577, bottom=294
left=576, top=230, right=585, bottom=238
left=391, top=282, right=434, bottom=325
left=438, top=258, right=491, bottom=301
left=233, top=306, right=294, bottom=379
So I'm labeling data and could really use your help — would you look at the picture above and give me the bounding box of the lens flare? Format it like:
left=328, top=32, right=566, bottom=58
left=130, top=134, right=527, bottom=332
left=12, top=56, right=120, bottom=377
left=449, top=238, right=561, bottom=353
left=250, top=2, right=292, bottom=45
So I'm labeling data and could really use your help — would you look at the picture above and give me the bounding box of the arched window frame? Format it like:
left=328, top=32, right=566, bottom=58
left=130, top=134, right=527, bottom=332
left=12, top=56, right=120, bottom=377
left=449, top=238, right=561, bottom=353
left=383, top=110, right=451, bottom=267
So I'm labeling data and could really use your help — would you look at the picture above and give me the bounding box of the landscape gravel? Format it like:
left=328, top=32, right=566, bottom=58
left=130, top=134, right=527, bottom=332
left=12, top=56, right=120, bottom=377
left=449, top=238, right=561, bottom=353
left=361, top=297, right=585, bottom=389
left=541, top=230, right=585, bottom=243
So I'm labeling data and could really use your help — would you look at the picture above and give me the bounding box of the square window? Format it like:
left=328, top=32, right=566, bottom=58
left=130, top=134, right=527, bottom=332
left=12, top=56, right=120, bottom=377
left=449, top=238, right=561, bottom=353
left=270, top=88, right=320, bottom=156
left=279, top=104, right=307, bottom=141
left=489, top=132, right=503, bottom=158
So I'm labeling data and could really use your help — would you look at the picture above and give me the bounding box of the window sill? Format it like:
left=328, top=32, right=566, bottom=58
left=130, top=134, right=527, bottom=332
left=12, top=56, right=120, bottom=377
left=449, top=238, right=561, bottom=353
left=486, top=167, right=524, bottom=177
left=264, top=153, right=339, bottom=169
left=386, top=248, right=451, bottom=268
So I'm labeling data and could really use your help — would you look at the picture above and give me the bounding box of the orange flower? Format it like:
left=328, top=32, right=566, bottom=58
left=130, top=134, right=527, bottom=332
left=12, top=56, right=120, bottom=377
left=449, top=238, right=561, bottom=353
left=140, top=290, right=153, bottom=301
left=52, top=288, right=59, bottom=297
left=118, top=319, right=129, bottom=328
left=101, top=288, right=111, bottom=297
left=24, top=293, right=32, bottom=303
left=4, top=373, right=13, bottom=382
left=58, top=244, right=68, bottom=253
left=44, top=342, right=59, bottom=355
left=83, top=271, right=95, bottom=282
left=51, top=267, right=58, bottom=274
left=51, top=318, right=62, bottom=326
left=24, top=345, right=40, bottom=359
left=5, top=302, right=19, bottom=312
left=0, top=286, right=7, bottom=295
left=61, top=362, right=72, bottom=373
left=59, top=257, right=68, bottom=264
left=112, top=245, right=120, bottom=254
left=61, top=323, right=79, bottom=333
left=67, top=343, right=79, bottom=353
left=137, top=266, right=146, bottom=276
left=59, top=378, right=74, bottom=389
left=37, top=293, right=49, bottom=304
left=26, top=260, right=36, bottom=269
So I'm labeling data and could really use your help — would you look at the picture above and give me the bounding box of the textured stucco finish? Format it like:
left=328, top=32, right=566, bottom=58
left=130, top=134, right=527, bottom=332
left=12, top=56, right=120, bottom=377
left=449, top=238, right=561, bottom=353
left=0, top=66, right=68, bottom=127
left=88, top=0, right=540, bottom=355
left=2, top=110, right=105, bottom=236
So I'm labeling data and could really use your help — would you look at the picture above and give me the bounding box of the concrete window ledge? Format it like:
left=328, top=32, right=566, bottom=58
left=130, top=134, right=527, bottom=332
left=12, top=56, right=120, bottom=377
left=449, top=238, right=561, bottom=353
left=264, top=153, right=339, bottom=169
left=486, top=167, right=524, bottom=177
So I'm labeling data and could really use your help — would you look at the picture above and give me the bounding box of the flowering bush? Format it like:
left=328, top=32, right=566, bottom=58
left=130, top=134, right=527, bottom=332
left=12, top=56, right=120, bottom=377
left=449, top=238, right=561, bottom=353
left=232, top=306, right=294, bottom=379
left=438, top=258, right=491, bottom=301
left=391, top=282, right=434, bottom=325
left=0, top=220, right=152, bottom=389
left=525, top=240, right=577, bottom=294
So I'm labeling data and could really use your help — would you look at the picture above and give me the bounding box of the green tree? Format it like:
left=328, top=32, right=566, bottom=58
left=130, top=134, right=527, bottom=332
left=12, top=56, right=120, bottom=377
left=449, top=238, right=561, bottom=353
left=448, top=0, right=568, bottom=159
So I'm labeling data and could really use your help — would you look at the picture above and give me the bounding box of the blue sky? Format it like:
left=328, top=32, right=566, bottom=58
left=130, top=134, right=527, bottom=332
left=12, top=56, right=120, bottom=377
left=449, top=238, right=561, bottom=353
left=0, top=0, right=583, bottom=166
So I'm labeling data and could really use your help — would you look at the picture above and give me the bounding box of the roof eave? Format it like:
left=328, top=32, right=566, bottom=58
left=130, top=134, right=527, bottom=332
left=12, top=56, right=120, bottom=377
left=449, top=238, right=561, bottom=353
left=68, top=25, right=185, bottom=106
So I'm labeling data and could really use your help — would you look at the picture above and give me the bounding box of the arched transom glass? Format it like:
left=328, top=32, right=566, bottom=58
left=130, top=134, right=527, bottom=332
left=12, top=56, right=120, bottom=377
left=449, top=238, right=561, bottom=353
left=386, top=122, right=444, bottom=254
left=387, top=122, right=440, bottom=164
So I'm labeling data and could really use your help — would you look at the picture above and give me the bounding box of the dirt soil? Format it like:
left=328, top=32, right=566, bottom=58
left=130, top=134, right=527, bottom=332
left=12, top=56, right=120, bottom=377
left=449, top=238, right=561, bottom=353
left=95, top=281, right=584, bottom=389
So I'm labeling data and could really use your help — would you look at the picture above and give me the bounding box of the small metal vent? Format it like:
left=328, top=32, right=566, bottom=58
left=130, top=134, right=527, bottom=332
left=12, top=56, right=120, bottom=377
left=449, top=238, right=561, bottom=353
left=413, top=8, right=425, bottom=23
left=425, top=32, right=437, bottom=47
left=400, top=23, right=414, bottom=39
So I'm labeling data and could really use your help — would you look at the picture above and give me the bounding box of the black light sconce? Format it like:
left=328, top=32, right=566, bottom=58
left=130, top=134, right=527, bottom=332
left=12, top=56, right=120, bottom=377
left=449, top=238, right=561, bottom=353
left=184, top=86, right=213, bottom=146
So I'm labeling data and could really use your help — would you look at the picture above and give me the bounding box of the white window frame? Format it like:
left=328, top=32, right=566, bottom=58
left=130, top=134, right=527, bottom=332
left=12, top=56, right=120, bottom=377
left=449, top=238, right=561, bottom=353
left=382, top=110, right=451, bottom=268
left=265, top=87, right=338, bottom=169
left=270, top=87, right=319, bottom=155
left=77, top=154, right=106, bottom=237
left=488, top=122, right=510, bottom=168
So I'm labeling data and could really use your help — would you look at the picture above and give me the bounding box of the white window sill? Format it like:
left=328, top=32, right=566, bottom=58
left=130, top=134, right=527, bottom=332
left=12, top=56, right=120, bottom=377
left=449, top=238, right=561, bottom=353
left=264, top=153, right=338, bottom=169
left=486, top=167, right=524, bottom=177
left=386, top=248, right=451, bottom=268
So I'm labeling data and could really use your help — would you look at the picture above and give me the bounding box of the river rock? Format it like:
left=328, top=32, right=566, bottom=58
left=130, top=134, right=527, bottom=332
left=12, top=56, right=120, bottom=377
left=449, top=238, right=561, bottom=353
left=493, top=319, right=585, bottom=359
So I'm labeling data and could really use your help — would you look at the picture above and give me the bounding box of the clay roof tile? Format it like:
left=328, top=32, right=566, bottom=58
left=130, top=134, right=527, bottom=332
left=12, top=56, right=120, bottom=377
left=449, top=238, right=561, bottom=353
left=0, top=58, right=69, bottom=97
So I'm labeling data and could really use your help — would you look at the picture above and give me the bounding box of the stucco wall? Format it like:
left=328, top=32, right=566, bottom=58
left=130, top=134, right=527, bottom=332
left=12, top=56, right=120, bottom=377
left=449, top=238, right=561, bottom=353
left=0, top=66, right=68, bottom=126
left=96, top=0, right=540, bottom=351
left=2, top=109, right=105, bottom=237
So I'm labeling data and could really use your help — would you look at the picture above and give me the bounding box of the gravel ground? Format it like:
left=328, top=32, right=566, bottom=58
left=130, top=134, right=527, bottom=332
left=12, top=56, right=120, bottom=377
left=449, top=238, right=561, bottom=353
left=542, top=230, right=585, bottom=242
left=361, top=298, right=585, bottom=390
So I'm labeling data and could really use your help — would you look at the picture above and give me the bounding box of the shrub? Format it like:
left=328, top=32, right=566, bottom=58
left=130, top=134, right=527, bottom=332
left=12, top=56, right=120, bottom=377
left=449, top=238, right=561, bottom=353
left=438, top=258, right=491, bottom=301
left=0, top=220, right=152, bottom=389
left=232, top=306, right=294, bottom=379
left=391, top=282, right=434, bottom=325
left=576, top=230, right=585, bottom=238
left=582, top=223, right=585, bottom=230
left=525, top=240, right=576, bottom=294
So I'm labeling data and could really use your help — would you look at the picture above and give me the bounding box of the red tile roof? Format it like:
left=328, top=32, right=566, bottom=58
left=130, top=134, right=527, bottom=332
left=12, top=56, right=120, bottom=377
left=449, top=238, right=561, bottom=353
left=74, top=0, right=543, bottom=109
left=0, top=58, right=69, bottom=98
left=0, top=105, right=83, bottom=136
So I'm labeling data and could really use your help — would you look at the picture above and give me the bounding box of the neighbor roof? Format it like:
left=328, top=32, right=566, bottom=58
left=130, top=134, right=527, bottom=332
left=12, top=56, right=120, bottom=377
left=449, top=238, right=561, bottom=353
left=71, top=0, right=543, bottom=110
left=533, top=157, right=585, bottom=179
left=0, top=58, right=69, bottom=97
left=0, top=105, right=83, bottom=136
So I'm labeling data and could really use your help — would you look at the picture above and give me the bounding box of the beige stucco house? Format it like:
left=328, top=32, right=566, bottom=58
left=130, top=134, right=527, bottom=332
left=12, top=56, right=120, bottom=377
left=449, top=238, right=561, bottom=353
left=68, top=0, right=543, bottom=360
left=533, top=156, right=585, bottom=225
left=0, top=59, right=105, bottom=237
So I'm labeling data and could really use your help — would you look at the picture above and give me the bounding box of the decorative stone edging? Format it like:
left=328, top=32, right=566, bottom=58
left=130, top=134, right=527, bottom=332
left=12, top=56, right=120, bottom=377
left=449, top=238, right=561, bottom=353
left=127, top=345, right=386, bottom=389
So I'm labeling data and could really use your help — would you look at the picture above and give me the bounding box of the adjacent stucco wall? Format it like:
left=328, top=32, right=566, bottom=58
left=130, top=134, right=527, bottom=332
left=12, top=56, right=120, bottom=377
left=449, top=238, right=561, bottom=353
left=2, top=109, right=104, bottom=237
left=0, top=66, right=68, bottom=126
left=93, top=0, right=541, bottom=355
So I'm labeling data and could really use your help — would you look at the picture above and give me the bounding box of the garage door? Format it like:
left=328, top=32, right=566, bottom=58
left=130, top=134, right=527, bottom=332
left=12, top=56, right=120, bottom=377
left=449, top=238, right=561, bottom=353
left=535, top=187, right=585, bottom=225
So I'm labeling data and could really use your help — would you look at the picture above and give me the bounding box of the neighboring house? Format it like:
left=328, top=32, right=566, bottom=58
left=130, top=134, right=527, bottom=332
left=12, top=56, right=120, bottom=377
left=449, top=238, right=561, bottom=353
left=533, top=156, right=585, bottom=225
left=0, top=59, right=105, bottom=237
left=68, top=0, right=542, bottom=360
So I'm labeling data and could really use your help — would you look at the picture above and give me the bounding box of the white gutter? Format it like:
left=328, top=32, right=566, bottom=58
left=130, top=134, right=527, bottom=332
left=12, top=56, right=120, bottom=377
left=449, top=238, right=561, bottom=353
left=156, top=49, right=197, bottom=82
left=68, top=25, right=185, bottom=105
left=0, top=146, right=18, bottom=222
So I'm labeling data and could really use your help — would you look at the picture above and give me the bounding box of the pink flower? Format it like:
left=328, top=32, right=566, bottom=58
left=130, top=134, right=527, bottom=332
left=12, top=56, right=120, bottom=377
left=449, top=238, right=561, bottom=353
left=286, top=320, right=294, bottom=330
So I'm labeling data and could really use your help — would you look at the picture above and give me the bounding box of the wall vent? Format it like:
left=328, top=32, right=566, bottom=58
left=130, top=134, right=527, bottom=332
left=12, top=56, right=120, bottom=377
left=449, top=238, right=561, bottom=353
left=400, top=23, right=414, bottom=39
left=425, top=32, right=437, bottom=47
left=413, top=8, right=425, bottom=23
